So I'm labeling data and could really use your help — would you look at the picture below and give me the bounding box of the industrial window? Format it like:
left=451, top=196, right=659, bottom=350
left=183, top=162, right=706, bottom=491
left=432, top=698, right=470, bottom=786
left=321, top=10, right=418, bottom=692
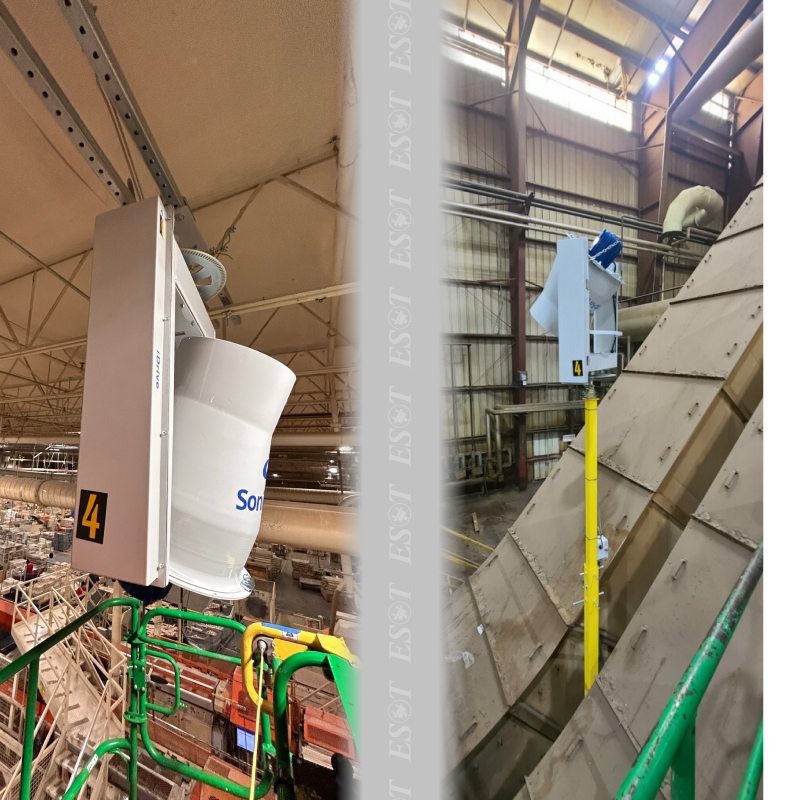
left=443, top=24, right=633, bottom=131
left=443, top=45, right=505, bottom=80
left=442, top=24, right=505, bottom=80
left=526, top=62, right=632, bottom=131
left=702, top=91, right=731, bottom=121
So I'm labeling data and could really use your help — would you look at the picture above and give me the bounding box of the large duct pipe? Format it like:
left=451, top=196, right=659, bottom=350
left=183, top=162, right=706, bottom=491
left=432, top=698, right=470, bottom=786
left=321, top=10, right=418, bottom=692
left=0, top=436, right=80, bottom=446
left=262, top=487, right=359, bottom=506
left=256, top=500, right=358, bottom=555
left=0, top=478, right=358, bottom=555
left=619, top=300, right=670, bottom=342
left=0, top=475, right=76, bottom=508
left=271, top=431, right=357, bottom=448
left=0, top=431, right=358, bottom=449
left=662, top=186, right=724, bottom=239
left=673, top=12, right=763, bottom=125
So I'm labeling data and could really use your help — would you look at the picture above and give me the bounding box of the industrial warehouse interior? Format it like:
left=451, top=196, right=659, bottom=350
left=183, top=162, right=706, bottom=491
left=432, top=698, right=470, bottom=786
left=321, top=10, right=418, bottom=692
left=0, top=1, right=360, bottom=799
left=0, top=0, right=772, bottom=797
left=440, top=1, right=763, bottom=798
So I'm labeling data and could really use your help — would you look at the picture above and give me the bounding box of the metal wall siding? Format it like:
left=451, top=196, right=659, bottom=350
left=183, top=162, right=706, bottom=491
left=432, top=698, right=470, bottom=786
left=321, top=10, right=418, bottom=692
left=443, top=106, right=507, bottom=173
left=444, top=62, right=507, bottom=115
left=669, top=149, right=728, bottom=197
left=529, top=135, right=639, bottom=211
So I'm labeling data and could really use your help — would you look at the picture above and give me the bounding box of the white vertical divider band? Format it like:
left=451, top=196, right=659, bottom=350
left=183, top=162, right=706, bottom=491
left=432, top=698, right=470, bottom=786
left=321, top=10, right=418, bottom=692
left=358, top=0, right=442, bottom=797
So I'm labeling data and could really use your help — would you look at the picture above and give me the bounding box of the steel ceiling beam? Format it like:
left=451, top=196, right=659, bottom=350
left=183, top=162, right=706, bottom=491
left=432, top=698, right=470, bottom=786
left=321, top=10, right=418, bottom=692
left=294, top=365, right=358, bottom=377
left=207, top=282, right=360, bottom=319
left=58, top=0, right=220, bottom=299
left=0, top=392, right=83, bottom=407
left=611, top=0, right=686, bottom=40
left=535, top=4, right=657, bottom=73
left=442, top=12, right=622, bottom=95
left=0, top=1, right=135, bottom=205
left=0, top=336, right=87, bottom=364
left=59, top=0, right=182, bottom=206
left=0, top=284, right=359, bottom=370
left=0, top=232, right=89, bottom=302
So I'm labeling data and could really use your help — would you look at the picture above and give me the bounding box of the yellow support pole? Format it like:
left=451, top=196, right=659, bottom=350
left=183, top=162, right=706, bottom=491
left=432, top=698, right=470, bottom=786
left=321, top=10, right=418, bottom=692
left=584, top=386, right=599, bottom=695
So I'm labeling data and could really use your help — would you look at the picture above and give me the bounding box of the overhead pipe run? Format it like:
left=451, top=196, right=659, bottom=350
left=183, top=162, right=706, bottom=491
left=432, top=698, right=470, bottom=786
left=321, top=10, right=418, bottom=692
left=0, top=432, right=357, bottom=449
left=442, top=177, right=719, bottom=247
left=442, top=201, right=704, bottom=262
left=661, top=187, right=724, bottom=242
left=673, top=11, right=763, bottom=125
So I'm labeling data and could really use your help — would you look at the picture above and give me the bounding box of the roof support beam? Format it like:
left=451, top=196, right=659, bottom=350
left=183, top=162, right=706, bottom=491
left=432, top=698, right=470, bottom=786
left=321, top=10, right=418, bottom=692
left=60, top=0, right=182, bottom=206
left=505, top=0, right=540, bottom=490
left=0, top=1, right=135, bottom=205
left=0, top=392, right=83, bottom=407
left=611, top=0, right=686, bottom=40
left=208, top=282, right=359, bottom=319
left=0, top=231, right=89, bottom=301
left=536, top=5, right=657, bottom=73
left=0, top=337, right=88, bottom=364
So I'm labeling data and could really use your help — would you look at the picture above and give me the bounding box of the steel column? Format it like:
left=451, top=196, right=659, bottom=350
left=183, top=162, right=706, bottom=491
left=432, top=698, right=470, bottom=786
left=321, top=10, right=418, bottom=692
left=505, top=0, right=540, bottom=490
left=730, top=72, right=763, bottom=213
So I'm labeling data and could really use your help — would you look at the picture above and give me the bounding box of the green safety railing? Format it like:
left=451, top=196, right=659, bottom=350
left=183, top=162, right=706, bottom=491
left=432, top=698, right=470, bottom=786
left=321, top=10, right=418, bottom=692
left=0, top=597, right=353, bottom=800
left=616, top=541, right=763, bottom=800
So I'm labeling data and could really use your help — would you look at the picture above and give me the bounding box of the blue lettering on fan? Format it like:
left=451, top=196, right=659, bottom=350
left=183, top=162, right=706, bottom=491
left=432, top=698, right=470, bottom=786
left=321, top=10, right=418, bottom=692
left=236, top=489, right=264, bottom=511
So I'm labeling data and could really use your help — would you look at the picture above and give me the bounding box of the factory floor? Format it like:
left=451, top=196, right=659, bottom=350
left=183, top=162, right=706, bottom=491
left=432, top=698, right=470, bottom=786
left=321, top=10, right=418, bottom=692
left=54, top=549, right=332, bottom=622
left=442, top=481, right=543, bottom=583
left=274, top=559, right=331, bottom=620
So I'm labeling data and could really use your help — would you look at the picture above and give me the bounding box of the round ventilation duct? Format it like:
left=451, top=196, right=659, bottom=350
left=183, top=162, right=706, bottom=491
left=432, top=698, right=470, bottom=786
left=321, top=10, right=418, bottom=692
left=181, top=249, right=227, bottom=302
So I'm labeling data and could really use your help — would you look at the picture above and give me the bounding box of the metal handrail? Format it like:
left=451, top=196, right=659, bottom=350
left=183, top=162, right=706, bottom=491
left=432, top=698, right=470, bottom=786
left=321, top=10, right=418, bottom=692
left=616, top=541, right=763, bottom=800
left=0, top=596, right=318, bottom=800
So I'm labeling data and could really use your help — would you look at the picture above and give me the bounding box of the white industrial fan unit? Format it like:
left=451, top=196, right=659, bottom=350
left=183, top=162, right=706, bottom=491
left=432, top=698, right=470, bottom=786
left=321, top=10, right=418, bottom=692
left=72, top=198, right=295, bottom=600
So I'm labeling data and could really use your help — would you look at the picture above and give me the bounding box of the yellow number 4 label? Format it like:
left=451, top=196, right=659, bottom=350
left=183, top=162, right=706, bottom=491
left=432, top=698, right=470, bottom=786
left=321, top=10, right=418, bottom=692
left=83, top=494, right=100, bottom=539
left=572, top=359, right=584, bottom=377
left=77, top=490, right=108, bottom=544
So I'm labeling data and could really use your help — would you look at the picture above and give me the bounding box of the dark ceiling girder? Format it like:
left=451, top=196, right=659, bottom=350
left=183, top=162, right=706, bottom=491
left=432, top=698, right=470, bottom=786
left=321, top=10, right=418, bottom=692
left=442, top=11, right=621, bottom=95
left=729, top=69, right=763, bottom=213
left=611, top=0, right=686, bottom=40
left=534, top=4, right=657, bottom=74
left=506, top=0, right=541, bottom=89
left=644, top=0, right=763, bottom=144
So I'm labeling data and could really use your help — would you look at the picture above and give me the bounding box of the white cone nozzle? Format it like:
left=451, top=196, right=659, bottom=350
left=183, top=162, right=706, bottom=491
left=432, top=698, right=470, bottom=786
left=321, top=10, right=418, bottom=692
left=168, top=337, right=296, bottom=599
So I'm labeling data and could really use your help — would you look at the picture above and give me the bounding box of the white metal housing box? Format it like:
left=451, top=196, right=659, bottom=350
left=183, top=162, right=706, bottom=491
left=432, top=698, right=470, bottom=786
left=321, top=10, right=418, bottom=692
left=72, top=197, right=213, bottom=586
left=530, top=237, right=622, bottom=384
